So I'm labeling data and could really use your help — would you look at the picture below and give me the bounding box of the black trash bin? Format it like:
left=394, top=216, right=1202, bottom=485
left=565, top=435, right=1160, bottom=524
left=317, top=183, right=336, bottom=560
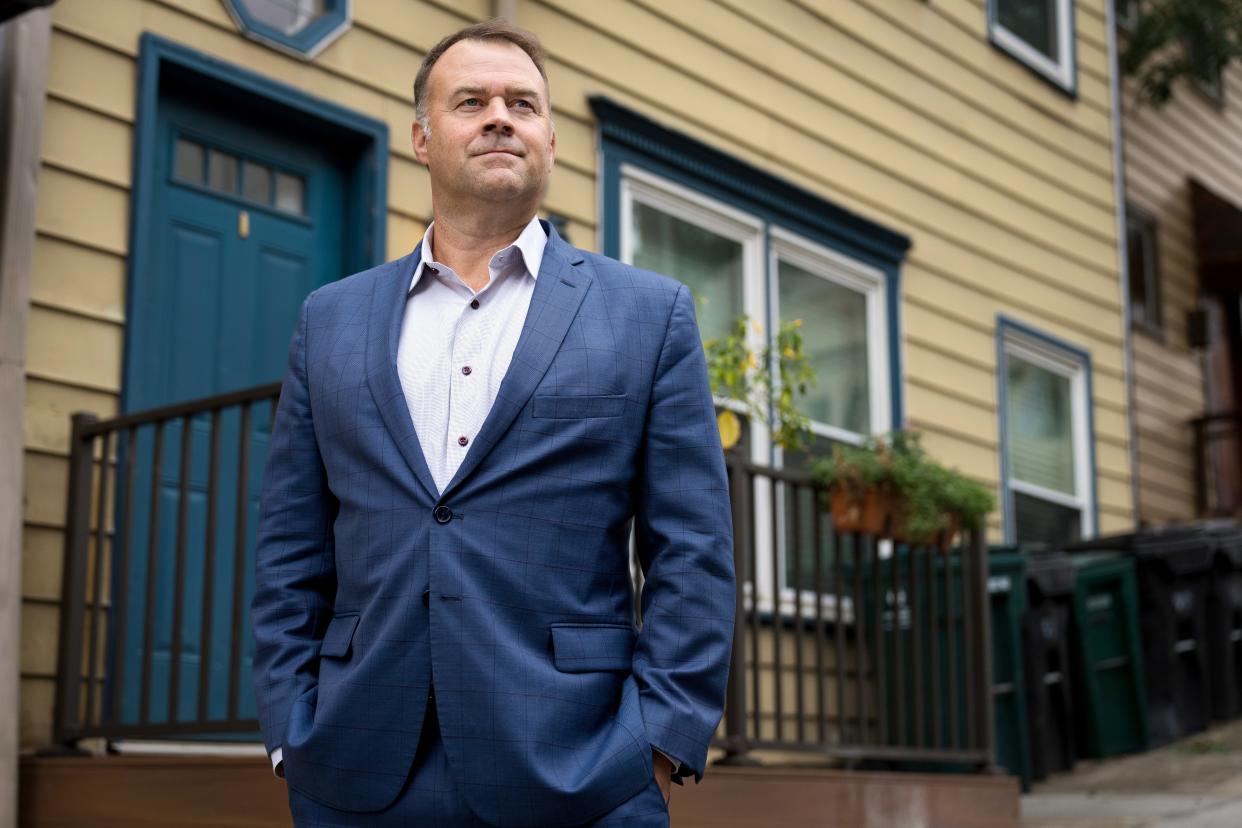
left=1206, top=522, right=1242, bottom=721
left=1071, top=528, right=1215, bottom=747
left=1023, top=548, right=1077, bottom=781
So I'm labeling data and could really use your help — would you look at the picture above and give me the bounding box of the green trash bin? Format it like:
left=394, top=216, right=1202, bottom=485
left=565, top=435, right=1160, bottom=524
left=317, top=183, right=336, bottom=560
left=860, top=546, right=1031, bottom=790
left=1069, top=553, right=1148, bottom=758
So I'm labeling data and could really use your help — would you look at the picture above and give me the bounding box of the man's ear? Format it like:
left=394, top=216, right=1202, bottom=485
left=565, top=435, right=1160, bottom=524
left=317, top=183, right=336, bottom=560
left=412, top=120, right=430, bottom=166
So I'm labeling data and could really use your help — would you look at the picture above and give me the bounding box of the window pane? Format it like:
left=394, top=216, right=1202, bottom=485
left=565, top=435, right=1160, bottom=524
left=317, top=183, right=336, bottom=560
left=1005, top=353, right=1076, bottom=495
left=997, top=0, right=1059, bottom=61
left=1014, top=490, right=1081, bottom=547
left=207, top=149, right=239, bottom=194
left=275, top=171, right=305, bottom=215
left=630, top=200, right=744, bottom=342
left=1126, top=216, right=1150, bottom=325
left=778, top=259, right=870, bottom=435
left=243, top=160, right=272, bottom=205
left=174, top=138, right=204, bottom=184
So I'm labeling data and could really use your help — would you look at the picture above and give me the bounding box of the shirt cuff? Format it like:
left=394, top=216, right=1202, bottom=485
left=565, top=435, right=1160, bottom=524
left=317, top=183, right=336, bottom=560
left=271, top=746, right=284, bottom=778
left=652, top=746, right=684, bottom=778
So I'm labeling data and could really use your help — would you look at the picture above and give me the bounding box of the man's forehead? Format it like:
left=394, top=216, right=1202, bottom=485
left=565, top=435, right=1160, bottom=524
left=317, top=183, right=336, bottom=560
left=433, top=38, right=545, bottom=90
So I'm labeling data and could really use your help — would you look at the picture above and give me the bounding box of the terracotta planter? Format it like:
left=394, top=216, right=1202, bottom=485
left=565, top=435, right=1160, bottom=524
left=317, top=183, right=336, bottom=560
left=829, top=487, right=893, bottom=536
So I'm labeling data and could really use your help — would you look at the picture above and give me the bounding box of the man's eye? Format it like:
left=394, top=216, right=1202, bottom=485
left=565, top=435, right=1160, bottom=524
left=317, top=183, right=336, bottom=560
left=462, top=98, right=482, bottom=107
left=513, top=99, right=533, bottom=109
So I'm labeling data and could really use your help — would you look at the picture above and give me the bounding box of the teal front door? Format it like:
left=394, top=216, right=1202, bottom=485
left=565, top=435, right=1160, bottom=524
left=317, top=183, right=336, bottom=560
left=113, top=86, right=348, bottom=729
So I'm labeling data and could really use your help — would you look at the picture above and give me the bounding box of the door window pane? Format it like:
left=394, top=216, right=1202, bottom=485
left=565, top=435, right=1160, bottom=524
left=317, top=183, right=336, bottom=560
left=243, top=160, right=273, bottom=205
left=630, top=201, right=743, bottom=342
left=1005, top=353, right=1076, bottom=495
left=174, top=138, right=204, bottom=185
left=275, top=171, right=306, bottom=215
left=997, top=0, right=1059, bottom=61
left=778, top=259, right=870, bottom=436
left=207, top=149, right=239, bottom=195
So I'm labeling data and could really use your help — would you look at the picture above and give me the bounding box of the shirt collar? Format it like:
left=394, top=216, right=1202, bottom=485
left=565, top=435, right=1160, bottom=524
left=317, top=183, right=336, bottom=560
left=409, top=215, right=547, bottom=294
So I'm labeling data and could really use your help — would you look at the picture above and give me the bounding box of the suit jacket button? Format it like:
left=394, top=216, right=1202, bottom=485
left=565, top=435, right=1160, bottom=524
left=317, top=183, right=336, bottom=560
left=422, top=589, right=430, bottom=607
left=434, top=506, right=453, bottom=524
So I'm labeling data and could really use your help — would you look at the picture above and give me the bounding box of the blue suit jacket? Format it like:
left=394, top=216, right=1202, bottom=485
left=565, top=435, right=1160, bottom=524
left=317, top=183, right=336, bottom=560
left=251, top=222, right=735, bottom=826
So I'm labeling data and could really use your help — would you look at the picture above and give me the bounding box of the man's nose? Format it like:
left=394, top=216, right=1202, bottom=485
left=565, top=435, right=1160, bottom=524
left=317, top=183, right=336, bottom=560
left=481, top=97, right=514, bottom=134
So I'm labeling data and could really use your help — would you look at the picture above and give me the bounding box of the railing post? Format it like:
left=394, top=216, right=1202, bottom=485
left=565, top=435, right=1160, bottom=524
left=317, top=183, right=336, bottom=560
left=718, top=453, right=758, bottom=765
left=968, top=528, right=998, bottom=771
left=1192, top=418, right=1206, bottom=517
left=51, top=412, right=97, bottom=749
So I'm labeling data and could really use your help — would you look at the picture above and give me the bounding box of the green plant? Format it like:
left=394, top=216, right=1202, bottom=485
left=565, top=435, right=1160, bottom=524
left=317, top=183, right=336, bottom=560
left=810, top=430, right=996, bottom=543
left=702, top=313, right=815, bottom=452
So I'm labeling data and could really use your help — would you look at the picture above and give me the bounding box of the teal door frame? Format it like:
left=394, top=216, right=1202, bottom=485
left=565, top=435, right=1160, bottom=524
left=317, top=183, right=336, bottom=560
left=125, top=33, right=388, bottom=357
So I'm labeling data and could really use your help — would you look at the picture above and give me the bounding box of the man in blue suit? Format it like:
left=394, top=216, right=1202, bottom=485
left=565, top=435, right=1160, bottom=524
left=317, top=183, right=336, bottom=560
left=251, top=18, right=735, bottom=827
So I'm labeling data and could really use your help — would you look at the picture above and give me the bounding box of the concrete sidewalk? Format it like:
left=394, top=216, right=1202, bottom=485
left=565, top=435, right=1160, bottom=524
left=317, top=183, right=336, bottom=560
left=1021, top=719, right=1242, bottom=827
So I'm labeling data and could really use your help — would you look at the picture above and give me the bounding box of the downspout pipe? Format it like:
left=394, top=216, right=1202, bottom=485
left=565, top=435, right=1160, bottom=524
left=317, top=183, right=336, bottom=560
left=1107, top=0, right=1141, bottom=531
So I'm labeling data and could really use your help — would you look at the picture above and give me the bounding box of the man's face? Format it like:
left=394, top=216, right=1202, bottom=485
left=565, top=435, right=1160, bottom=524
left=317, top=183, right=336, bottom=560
left=413, top=38, right=555, bottom=207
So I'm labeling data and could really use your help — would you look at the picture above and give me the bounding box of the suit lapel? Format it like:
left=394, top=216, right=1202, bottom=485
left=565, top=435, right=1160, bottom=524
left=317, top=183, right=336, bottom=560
left=438, top=225, right=590, bottom=500
left=365, top=243, right=442, bottom=501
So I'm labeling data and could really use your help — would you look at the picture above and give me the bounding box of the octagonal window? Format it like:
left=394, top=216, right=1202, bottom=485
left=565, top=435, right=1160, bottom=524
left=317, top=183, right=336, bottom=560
left=224, top=0, right=351, bottom=59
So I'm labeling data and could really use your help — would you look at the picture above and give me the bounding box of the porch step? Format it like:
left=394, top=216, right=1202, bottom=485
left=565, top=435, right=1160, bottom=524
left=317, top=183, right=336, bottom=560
left=20, top=755, right=1020, bottom=827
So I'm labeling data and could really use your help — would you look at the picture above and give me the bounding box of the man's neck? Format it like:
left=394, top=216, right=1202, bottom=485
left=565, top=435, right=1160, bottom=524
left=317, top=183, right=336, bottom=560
left=428, top=210, right=536, bottom=293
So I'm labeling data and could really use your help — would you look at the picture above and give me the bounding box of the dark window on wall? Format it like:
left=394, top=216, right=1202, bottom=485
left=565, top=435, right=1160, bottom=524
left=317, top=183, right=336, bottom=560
left=1126, top=205, right=1161, bottom=334
left=988, top=0, right=1077, bottom=94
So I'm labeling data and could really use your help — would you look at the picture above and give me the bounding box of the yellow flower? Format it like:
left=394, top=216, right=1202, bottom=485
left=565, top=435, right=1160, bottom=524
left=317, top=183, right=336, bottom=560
left=783, top=347, right=796, bottom=358
left=747, top=352, right=757, bottom=368
left=752, top=320, right=763, bottom=335
left=793, top=318, right=803, bottom=328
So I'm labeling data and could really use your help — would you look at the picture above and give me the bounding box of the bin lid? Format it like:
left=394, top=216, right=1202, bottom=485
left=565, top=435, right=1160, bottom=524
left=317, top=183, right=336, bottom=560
left=1069, top=528, right=1215, bottom=574
left=1070, top=551, right=1133, bottom=580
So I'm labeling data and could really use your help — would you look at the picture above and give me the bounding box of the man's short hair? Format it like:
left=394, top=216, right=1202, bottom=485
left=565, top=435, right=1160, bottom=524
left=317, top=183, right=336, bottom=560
left=413, top=19, right=549, bottom=134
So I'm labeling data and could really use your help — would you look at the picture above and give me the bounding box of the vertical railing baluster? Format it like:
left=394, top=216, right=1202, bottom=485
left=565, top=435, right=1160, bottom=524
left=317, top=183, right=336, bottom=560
left=891, top=541, right=905, bottom=746
left=723, top=455, right=751, bottom=761
left=139, top=421, right=164, bottom=724
left=769, top=478, right=783, bottom=743
left=910, top=543, right=925, bottom=748
left=53, top=413, right=97, bottom=746
left=109, top=425, right=137, bottom=725
left=813, top=497, right=829, bottom=746
left=963, top=532, right=978, bottom=751
left=945, top=541, right=960, bottom=749
left=198, top=408, right=222, bottom=722
left=871, top=534, right=887, bottom=746
left=852, top=531, right=868, bottom=745
left=86, top=430, right=113, bottom=726
left=228, top=402, right=252, bottom=721
left=972, top=528, right=997, bottom=767
left=791, top=484, right=804, bottom=744
left=168, top=415, right=192, bottom=721
left=749, top=469, right=761, bottom=743
left=928, top=538, right=942, bottom=750
left=831, top=525, right=846, bottom=745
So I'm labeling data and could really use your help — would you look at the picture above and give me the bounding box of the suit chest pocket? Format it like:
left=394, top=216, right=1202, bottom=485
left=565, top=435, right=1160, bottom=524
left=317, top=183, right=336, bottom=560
left=531, top=393, right=627, bottom=419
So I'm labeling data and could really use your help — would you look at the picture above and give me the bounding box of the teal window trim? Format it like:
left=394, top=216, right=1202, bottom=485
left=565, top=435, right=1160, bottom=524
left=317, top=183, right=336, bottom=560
left=592, top=96, right=910, bottom=432
left=127, top=32, right=388, bottom=414
left=995, top=315, right=1099, bottom=544
left=223, top=0, right=351, bottom=59
left=986, top=0, right=1079, bottom=98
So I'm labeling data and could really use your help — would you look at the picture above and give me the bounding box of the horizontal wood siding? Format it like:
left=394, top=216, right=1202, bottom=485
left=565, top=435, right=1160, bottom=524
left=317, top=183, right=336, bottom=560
left=20, top=0, right=1129, bottom=750
left=1122, top=54, right=1242, bottom=525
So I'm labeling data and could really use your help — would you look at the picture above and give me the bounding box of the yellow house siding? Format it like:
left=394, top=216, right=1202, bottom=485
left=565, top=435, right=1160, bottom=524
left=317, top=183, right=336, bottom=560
left=1122, top=57, right=1242, bottom=524
left=19, top=0, right=1130, bottom=750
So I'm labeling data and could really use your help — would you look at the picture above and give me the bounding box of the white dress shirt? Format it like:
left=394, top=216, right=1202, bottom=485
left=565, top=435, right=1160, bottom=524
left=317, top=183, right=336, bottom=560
left=271, top=215, right=682, bottom=780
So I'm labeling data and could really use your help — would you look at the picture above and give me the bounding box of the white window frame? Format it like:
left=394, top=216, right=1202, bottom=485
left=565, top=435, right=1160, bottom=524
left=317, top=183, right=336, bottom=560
left=768, top=229, right=892, bottom=622
left=618, top=166, right=893, bottom=625
left=989, top=0, right=1076, bottom=92
left=1001, top=327, right=1096, bottom=543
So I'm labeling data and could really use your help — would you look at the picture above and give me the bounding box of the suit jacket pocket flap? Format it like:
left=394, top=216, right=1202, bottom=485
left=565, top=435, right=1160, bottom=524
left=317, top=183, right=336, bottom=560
left=320, top=613, right=360, bottom=659
left=550, top=622, right=636, bottom=672
left=532, top=393, right=626, bottom=419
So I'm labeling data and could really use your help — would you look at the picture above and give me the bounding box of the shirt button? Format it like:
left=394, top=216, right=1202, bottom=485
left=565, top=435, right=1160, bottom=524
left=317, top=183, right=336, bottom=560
left=470, top=299, right=480, bottom=309
left=458, top=435, right=469, bottom=447
left=426, top=266, right=438, bottom=276
left=461, top=365, right=472, bottom=375
left=434, top=506, right=453, bottom=524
